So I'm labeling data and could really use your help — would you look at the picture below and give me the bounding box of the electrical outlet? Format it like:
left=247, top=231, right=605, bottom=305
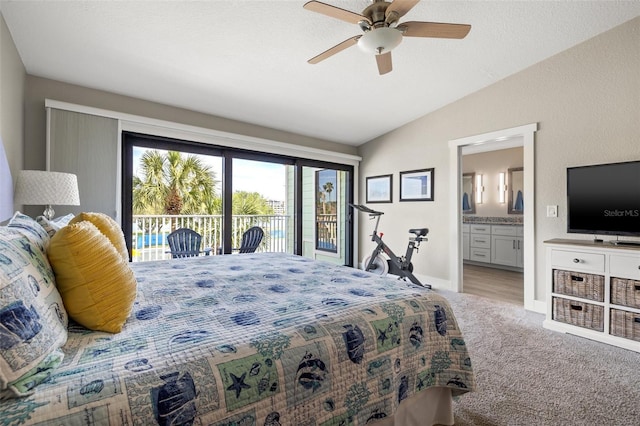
left=547, top=205, right=558, bottom=217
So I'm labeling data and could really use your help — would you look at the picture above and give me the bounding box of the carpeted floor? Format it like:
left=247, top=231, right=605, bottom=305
left=438, top=290, right=640, bottom=426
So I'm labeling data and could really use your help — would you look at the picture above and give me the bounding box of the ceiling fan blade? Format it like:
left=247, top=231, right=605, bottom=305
left=376, top=52, right=392, bottom=75
left=386, top=0, right=420, bottom=21
left=308, top=35, right=361, bottom=64
left=398, top=21, right=471, bottom=39
left=303, top=1, right=369, bottom=25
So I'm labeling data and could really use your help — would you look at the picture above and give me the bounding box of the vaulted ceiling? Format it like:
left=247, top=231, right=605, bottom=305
left=2, top=1, right=639, bottom=146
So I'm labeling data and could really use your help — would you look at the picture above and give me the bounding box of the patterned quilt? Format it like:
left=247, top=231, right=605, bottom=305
left=2, top=253, right=475, bottom=425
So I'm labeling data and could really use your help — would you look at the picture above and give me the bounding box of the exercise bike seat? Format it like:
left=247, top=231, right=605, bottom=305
left=409, top=228, right=429, bottom=237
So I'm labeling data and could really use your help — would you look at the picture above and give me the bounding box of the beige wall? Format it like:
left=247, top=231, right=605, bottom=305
left=23, top=76, right=357, bottom=172
left=463, top=147, right=523, bottom=217
left=358, top=17, right=640, bottom=303
left=0, top=13, right=25, bottom=188
left=20, top=76, right=358, bottom=218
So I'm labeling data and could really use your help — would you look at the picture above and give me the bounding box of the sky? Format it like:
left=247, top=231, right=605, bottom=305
left=132, top=147, right=287, bottom=201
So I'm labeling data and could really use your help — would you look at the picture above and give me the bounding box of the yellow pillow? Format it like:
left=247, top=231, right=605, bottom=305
left=69, top=212, right=128, bottom=260
left=48, top=221, right=137, bottom=333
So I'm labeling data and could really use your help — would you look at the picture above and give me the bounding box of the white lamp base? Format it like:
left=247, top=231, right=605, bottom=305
left=43, top=205, right=55, bottom=220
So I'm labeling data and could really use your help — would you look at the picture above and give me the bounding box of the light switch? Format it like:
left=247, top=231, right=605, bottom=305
left=547, top=205, right=558, bottom=217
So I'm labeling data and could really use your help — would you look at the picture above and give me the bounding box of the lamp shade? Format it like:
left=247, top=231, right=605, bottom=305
left=14, top=170, right=80, bottom=207
left=0, top=137, right=13, bottom=222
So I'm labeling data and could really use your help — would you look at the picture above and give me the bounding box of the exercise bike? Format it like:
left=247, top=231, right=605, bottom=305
left=350, top=204, right=430, bottom=288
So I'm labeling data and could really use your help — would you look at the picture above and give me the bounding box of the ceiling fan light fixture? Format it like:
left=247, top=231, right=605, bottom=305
left=357, top=27, right=402, bottom=55
left=358, top=20, right=371, bottom=32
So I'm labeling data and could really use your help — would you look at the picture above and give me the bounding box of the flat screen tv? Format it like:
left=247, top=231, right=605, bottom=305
left=566, top=160, right=640, bottom=241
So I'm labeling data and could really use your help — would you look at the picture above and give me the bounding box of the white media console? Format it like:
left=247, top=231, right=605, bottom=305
left=544, top=239, right=640, bottom=352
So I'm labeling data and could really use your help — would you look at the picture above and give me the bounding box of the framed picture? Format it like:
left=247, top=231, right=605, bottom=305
left=400, top=168, right=434, bottom=201
left=366, top=174, right=392, bottom=203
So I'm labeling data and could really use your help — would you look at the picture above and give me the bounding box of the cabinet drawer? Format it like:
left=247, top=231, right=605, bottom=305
left=550, top=249, right=605, bottom=273
left=610, top=309, right=640, bottom=342
left=610, top=277, right=640, bottom=309
left=553, top=270, right=604, bottom=302
left=470, top=235, right=490, bottom=248
left=470, top=225, right=490, bottom=234
left=491, top=225, right=517, bottom=236
left=552, top=297, right=604, bottom=332
left=610, top=255, right=640, bottom=280
left=470, top=248, right=491, bottom=262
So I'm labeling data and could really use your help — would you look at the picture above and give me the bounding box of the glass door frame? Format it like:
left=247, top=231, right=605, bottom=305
left=122, top=132, right=354, bottom=266
left=220, top=150, right=295, bottom=255
left=296, top=159, right=354, bottom=266
left=122, top=132, right=225, bottom=260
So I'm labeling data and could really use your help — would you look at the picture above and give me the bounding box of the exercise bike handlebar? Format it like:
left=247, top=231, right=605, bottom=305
left=349, top=203, right=383, bottom=216
left=351, top=203, right=429, bottom=239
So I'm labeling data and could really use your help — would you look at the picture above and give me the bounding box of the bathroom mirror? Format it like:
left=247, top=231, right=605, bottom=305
left=508, top=167, right=524, bottom=214
left=462, top=172, right=475, bottom=214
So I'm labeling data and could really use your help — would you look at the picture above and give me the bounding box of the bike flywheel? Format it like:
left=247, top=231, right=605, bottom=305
left=363, top=254, right=389, bottom=276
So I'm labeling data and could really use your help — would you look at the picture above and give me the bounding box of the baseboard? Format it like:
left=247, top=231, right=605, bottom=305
left=370, top=269, right=450, bottom=290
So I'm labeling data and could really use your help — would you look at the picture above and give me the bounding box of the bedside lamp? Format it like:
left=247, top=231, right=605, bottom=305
left=14, top=170, right=80, bottom=219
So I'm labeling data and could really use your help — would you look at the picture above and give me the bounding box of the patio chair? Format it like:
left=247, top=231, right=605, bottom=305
left=217, top=226, right=264, bottom=254
left=237, top=226, right=264, bottom=253
left=166, top=228, right=211, bottom=258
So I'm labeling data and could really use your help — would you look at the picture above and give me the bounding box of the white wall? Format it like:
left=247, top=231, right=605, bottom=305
left=357, top=17, right=640, bottom=303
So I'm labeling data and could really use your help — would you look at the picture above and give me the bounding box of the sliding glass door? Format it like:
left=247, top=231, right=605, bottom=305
left=123, top=133, right=224, bottom=261
left=122, top=132, right=353, bottom=265
left=230, top=158, right=293, bottom=254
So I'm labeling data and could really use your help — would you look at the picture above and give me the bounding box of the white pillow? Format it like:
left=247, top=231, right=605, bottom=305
left=37, top=213, right=75, bottom=237
left=7, top=211, right=50, bottom=253
left=0, top=227, right=68, bottom=397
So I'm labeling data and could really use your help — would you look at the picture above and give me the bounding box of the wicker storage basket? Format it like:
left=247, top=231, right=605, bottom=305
left=553, top=270, right=604, bottom=302
left=610, top=277, right=640, bottom=309
left=610, top=309, right=640, bottom=342
left=552, top=297, right=604, bottom=331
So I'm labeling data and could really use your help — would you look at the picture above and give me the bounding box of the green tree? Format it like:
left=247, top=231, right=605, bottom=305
left=323, top=181, right=334, bottom=200
left=318, top=189, right=326, bottom=214
left=199, top=191, right=274, bottom=216
left=231, top=191, right=274, bottom=215
left=133, top=150, right=217, bottom=215
left=322, top=181, right=334, bottom=214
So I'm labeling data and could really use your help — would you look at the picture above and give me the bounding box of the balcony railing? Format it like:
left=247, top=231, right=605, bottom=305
left=132, top=214, right=292, bottom=262
left=316, top=213, right=338, bottom=252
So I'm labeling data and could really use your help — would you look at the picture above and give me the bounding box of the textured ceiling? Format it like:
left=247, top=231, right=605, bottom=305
left=2, top=1, right=639, bottom=146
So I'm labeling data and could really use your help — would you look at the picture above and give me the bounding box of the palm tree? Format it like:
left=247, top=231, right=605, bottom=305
left=323, top=182, right=334, bottom=199
left=133, top=150, right=217, bottom=216
left=322, top=181, right=334, bottom=214
left=318, top=189, right=326, bottom=214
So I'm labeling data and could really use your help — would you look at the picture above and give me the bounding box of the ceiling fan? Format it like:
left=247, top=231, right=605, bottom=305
left=303, top=0, right=471, bottom=75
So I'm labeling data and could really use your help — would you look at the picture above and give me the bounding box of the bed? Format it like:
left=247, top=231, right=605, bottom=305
left=1, top=215, right=475, bottom=426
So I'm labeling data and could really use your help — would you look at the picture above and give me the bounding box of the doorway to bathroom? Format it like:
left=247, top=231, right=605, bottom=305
left=448, top=123, right=540, bottom=313
left=462, top=146, right=524, bottom=305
